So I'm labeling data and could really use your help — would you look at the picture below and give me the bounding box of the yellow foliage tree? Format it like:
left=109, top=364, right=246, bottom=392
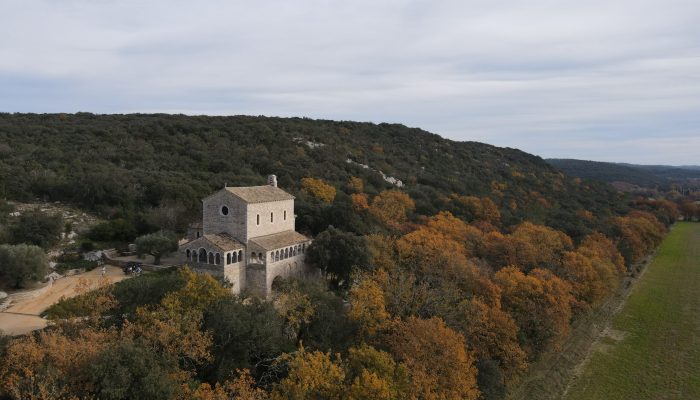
left=349, top=275, right=390, bottom=338
left=368, top=190, right=415, bottom=231
left=272, top=347, right=346, bottom=400
left=301, top=177, right=336, bottom=203
left=366, top=234, right=397, bottom=271
left=347, top=176, right=364, bottom=193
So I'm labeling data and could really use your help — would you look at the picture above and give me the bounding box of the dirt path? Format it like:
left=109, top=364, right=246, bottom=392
left=0, top=266, right=128, bottom=336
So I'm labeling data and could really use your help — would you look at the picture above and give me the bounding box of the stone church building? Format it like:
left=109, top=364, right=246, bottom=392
left=179, top=175, right=314, bottom=296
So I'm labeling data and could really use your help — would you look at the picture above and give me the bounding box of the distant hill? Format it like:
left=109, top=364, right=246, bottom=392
left=0, top=113, right=627, bottom=239
left=548, top=159, right=700, bottom=190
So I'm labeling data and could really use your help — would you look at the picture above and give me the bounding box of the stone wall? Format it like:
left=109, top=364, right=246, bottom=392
left=223, top=263, right=246, bottom=294
left=246, top=199, right=295, bottom=240
left=203, top=191, right=247, bottom=241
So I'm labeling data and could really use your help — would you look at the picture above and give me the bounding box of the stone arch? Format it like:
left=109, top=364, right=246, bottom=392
left=215, top=253, right=221, bottom=265
left=208, top=252, right=214, bottom=264
left=271, top=275, right=286, bottom=293
left=198, top=248, right=207, bottom=263
left=275, top=250, right=280, bottom=262
left=284, top=248, right=289, bottom=259
left=227, top=253, right=232, bottom=264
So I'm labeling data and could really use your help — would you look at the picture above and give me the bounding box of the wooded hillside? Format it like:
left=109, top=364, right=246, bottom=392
left=0, top=113, right=626, bottom=240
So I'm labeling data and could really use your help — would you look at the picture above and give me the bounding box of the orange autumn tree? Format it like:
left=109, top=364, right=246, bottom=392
left=481, top=222, right=573, bottom=271
left=369, top=190, right=415, bottom=231
left=611, top=211, right=666, bottom=265
left=395, top=226, right=468, bottom=280
left=300, top=177, right=336, bottom=203
left=382, top=316, right=479, bottom=400
left=424, top=211, right=484, bottom=256
left=494, top=267, right=573, bottom=358
left=453, top=195, right=501, bottom=225
left=351, top=193, right=370, bottom=211
left=510, top=222, right=573, bottom=270
left=0, top=326, right=113, bottom=399
left=562, top=233, right=626, bottom=308
left=456, top=298, right=528, bottom=381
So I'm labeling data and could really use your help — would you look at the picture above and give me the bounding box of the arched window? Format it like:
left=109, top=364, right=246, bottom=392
left=271, top=212, right=274, bottom=223
left=208, top=252, right=214, bottom=264
left=238, top=250, right=243, bottom=262
left=256, top=214, right=260, bottom=225
left=270, top=252, right=275, bottom=262
left=275, top=250, right=280, bottom=262
left=196, top=231, right=201, bottom=238
left=284, top=248, right=289, bottom=259
left=251, top=252, right=258, bottom=262
left=258, top=252, right=263, bottom=262
left=186, top=249, right=191, bottom=259
left=227, top=253, right=232, bottom=264
left=293, top=247, right=297, bottom=256
left=199, top=248, right=207, bottom=263
left=215, top=253, right=221, bottom=265
left=302, top=243, right=306, bottom=253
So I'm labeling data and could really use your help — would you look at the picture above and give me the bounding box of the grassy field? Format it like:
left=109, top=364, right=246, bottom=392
left=565, top=222, right=700, bottom=400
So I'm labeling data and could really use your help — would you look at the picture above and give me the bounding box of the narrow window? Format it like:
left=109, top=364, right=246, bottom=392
left=271, top=212, right=274, bottom=223
left=215, top=253, right=221, bottom=265
left=238, top=250, right=243, bottom=262
left=227, top=253, right=231, bottom=264
left=256, top=214, right=260, bottom=225
left=284, top=210, right=287, bottom=220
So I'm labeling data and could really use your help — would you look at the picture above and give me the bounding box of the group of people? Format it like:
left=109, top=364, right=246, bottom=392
left=122, top=262, right=143, bottom=276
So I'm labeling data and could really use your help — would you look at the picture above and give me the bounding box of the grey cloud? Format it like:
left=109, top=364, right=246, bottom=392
left=0, top=0, right=698, bottom=164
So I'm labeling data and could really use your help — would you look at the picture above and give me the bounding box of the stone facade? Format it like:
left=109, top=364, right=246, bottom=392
left=179, top=176, right=315, bottom=297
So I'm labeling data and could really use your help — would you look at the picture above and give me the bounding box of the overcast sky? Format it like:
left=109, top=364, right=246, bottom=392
left=1, top=1, right=699, bottom=164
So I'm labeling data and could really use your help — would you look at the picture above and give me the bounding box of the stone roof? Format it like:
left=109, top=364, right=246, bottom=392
left=225, top=185, right=295, bottom=204
left=249, top=230, right=310, bottom=250
left=183, top=233, right=245, bottom=252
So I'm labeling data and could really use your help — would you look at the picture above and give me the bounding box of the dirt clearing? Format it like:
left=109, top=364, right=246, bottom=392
left=0, top=266, right=128, bottom=335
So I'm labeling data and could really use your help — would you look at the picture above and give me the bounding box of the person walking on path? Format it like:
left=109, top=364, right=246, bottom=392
left=101, top=265, right=106, bottom=277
